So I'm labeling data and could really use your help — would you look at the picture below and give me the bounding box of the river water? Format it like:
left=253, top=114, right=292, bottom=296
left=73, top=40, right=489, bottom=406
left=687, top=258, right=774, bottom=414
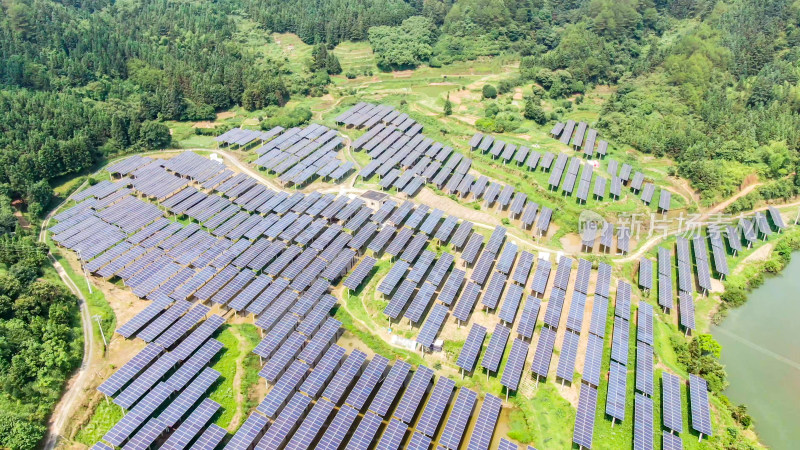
left=711, top=255, right=800, bottom=449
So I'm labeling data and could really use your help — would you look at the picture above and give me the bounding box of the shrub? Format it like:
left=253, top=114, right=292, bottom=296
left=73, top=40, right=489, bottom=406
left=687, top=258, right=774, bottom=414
left=482, top=84, right=497, bottom=99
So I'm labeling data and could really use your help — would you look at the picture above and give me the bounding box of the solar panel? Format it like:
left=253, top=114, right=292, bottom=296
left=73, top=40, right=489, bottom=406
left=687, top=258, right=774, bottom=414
left=499, top=438, right=519, bottom=450
left=512, top=251, right=534, bottom=286
left=589, top=294, right=609, bottom=338
left=407, top=250, right=436, bottom=284
left=678, top=291, right=695, bottom=331
left=256, top=392, right=311, bottom=450
left=639, top=257, right=653, bottom=291
left=393, top=365, right=434, bottom=424
left=662, top=372, right=683, bottom=433
left=611, top=315, right=630, bottom=365
left=582, top=334, right=604, bottom=387
left=452, top=281, right=481, bottom=322
left=377, top=260, right=410, bottom=295
left=166, top=338, right=223, bottom=391
left=456, top=324, right=486, bottom=373
left=224, top=412, right=269, bottom=450
left=635, top=342, right=654, bottom=396
left=161, top=398, right=220, bottom=450
left=384, top=279, right=416, bottom=320
left=259, top=332, right=307, bottom=383
left=481, top=323, right=511, bottom=373
left=159, top=367, right=220, bottom=427
left=466, top=394, right=502, bottom=450
left=417, top=303, right=449, bottom=349
left=637, top=303, right=654, bottom=346
left=416, top=376, right=455, bottom=437
left=369, top=360, right=412, bottom=417
left=298, top=344, right=345, bottom=399
left=461, top=233, right=484, bottom=265
left=662, top=431, right=683, bottom=450
left=689, top=374, right=713, bottom=436
left=171, top=314, right=225, bottom=361
left=98, top=343, right=164, bottom=396
left=316, top=404, right=359, bottom=450
left=437, top=268, right=464, bottom=306
left=606, top=361, right=627, bottom=422
left=123, top=416, right=166, bottom=450
left=633, top=393, right=654, bottom=450
left=375, top=418, right=407, bottom=450
left=530, top=326, right=556, bottom=379
left=543, top=288, right=565, bottom=328
left=501, top=338, right=530, bottom=391
left=480, top=271, right=506, bottom=309
left=516, top=296, right=541, bottom=339
left=114, top=352, right=178, bottom=409
left=531, top=259, right=551, bottom=295
left=615, top=281, right=632, bottom=320
left=345, top=355, right=389, bottom=411
left=322, top=349, right=368, bottom=404
left=572, top=383, right=598, bottom=450
left=285, top=398, right=334, bottom=450
left=499, top=283, right=524, bottom=325
left=439, top=388, right=478, bottom=450
left=556, top=330, right=580, bottom=383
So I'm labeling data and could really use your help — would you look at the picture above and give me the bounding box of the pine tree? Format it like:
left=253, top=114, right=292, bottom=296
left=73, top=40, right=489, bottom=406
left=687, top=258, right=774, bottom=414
left=444, top=93, right=453, bottom=116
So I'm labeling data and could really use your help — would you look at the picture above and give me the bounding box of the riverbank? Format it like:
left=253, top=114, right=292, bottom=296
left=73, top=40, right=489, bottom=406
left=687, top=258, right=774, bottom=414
left=712, top=254, right=800, bottom=449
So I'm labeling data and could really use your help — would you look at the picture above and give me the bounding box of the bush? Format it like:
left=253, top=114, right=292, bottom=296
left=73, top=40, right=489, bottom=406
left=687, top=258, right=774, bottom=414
left=482, top=84, right=497, bottom=99
left=260, top=106, right=312, bottom=130
left=140, top=121, right=171, bottom=149
left=345, top=71, right=357, bottom=79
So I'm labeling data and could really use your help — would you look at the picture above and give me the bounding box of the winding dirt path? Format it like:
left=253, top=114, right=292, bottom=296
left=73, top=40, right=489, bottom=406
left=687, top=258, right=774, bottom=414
left=41, top=185, right=97, bottom=450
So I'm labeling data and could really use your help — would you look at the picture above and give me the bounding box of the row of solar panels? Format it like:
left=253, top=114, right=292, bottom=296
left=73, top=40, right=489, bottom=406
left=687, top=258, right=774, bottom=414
left=580, top=221, right=633, bottom=254
left=335, top=102, right=423, bottom=136
left=250, top=124, right=354, bottom=186
left=548, top=120, right=608, bottom=158
left=93, top=309, right=228, bottom=449
left=215, top=126, right=284, bottom=147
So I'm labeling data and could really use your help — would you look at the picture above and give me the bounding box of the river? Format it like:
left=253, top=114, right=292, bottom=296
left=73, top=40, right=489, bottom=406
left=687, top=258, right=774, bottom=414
left=711, top=255, right=800, bottom=449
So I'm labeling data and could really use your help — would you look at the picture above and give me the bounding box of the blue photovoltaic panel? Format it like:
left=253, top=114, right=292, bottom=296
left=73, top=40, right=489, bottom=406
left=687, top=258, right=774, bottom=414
left=637, top=303, right=654, bottom=346
left=417, top=303, right=448, bottom=349
left=556, top=330, right=580, bottom=383
left=452, top=281, right=481, bottom=322
left=543, top=288, right=566, bottom=328
left=161, top=398, right=220, bottom=450
left=369, top=360, right=412, bottom=417
left=565, top=291, right=587, bottom=333
left=553, top=256, right=573, bottom=291
left=346, top=411, right=382, bottom=450
left=98, top=343, right=163, bottom=396
left=159, top=367, right=220, bottom=427
left=616, top=280, right=632, bottom=319
left=633, top=393, right=654, bottom=450
left=439, top=388, right=478, bottom=450
left=531, top=259, right=551, bottom=295
left=611, top=315, right=630, bottom=365
left=285, top=398, right=335, bottom=450
left=257, top=360, right=310, bottom=418
left=377, top=260, right=410, bottom=295
left=457, top=324, right=486, bottom=373
left=589, top=294, right=609, bottom=338
left=376, top=418, right=407, bottom=450
left=481, top=323, right=511, bottom=373
left=689, top=374, right=713, bottom=437
left=114, top=352, right=178, bottom=409
left=662, top=431, right=683, bottom=450
left=679, top=291, right=695, bottom=331
left=530, top=326, right=557, bottom=379
left=467, top=394, right=502, bottom=450
left=416, top=376, right=455, bottom=437
left=499, top=438, right=519, bottom=450
left=606, top=361, right=627, bottom=422
left=316, top=404, right=359, bottom=450
left=572, top=383, right=598, bottom=449
left=299, top=344, right=345, bottom=399
left=255, top=392, right=311, bottom=450
left=345, top=355, right=389, bottom=411
left=166, top=338, right=223, bottom=391
left=500, top=339, right=529, bottom=391
left=662, top=372, right=683, bottom=433
left=516, top=296, right=541, bottom=339
left=582, top=334, right=604, bottom=387
left=192, top=423, right=228, bottom=450
left=636, top=342, right=654, bottom=396
left=123, top=416, right=166, bottom=450
left=393, top=365, right=434, bottom=424
left=224, top=412, right=269, bottom=450
left=499, top=283, right=524, bottom=324
left=322, top=349, right=368, bottom=405
left=480, top=271, right=506, bottom=309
